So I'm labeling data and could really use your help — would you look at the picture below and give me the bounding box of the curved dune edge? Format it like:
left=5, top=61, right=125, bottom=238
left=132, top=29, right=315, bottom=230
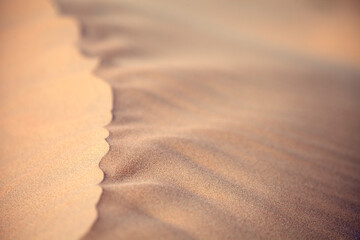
left=0, top=0, right=111, bottom=239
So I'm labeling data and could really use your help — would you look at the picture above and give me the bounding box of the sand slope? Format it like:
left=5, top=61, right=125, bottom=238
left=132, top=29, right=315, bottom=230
left=0, top=0, right=111, bottom=239
left=55, top=0, right=360, bottom=239
left=84, top=67, right=360, bottom=240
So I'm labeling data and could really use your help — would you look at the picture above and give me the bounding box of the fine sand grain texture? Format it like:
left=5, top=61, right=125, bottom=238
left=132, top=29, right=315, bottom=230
left=1, top=0, right=359, bottom=239
left=0, top=0, right=111, bottom=239
left=54, top=0, right=360, bottom=239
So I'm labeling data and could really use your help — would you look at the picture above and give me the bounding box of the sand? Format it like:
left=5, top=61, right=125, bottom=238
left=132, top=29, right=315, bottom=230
left=1, top=0, right=360, bottom=239
left=55, top=0, right=360, bottom=239
left=0, top=0, right=111, bottom=239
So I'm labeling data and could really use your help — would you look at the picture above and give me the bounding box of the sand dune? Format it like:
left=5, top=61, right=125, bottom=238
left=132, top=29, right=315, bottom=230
left=81, top=68, right=360, bottom=240
left=55, top=0, right=360, bottom=239
left=0, top=0, right=111, bottom=239
left=1, top=0, right=360, bottom=239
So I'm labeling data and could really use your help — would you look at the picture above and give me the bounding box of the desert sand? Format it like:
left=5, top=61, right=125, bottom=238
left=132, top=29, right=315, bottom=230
left=0, top=0, right=111, bottom=239
left=1, top=0, right=360, bottom=239
left=56, top=0, right=360, bottom=239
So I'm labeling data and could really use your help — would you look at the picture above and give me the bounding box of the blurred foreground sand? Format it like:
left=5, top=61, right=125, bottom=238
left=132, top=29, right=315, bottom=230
left=0, top=0, right=111, bottom=239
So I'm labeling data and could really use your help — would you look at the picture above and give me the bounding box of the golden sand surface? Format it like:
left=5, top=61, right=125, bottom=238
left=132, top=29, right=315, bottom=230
left=1, top=0, right=360, bottom=239
left=54, top=0, right=360, bottom=239
left=0, top=0, right=111, bottom=239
